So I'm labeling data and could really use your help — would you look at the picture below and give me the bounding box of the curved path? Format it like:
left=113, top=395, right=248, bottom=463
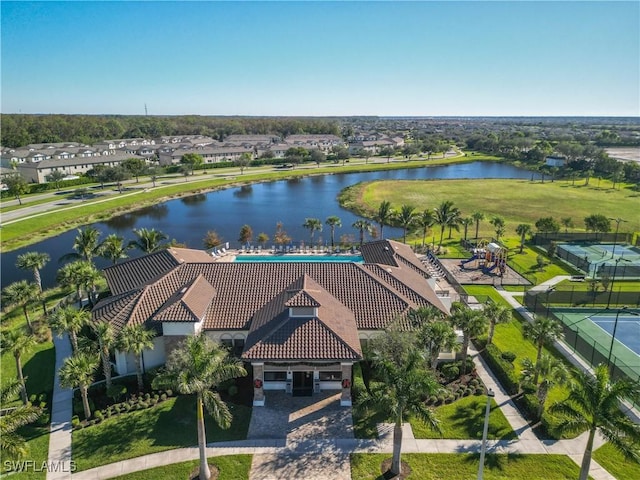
left=45, top=278, right=629, bottom=480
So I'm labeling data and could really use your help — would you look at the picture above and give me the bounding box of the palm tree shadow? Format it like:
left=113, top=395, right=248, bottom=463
left=461, top=452, right=524, bottom=471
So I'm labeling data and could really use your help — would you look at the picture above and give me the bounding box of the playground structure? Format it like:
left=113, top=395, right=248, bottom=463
left=460, top=242, right=507, bottom=276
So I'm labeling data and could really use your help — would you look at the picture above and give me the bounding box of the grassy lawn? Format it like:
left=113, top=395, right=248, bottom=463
left=410, top=395, right=516, bottom=440
left=593, top=443, right=640, bottom=480
left=72, top=395, right=252, bottom=471
left=339, top=178, right=639, bottom=236
left=350, top=453, right=585, bottom=479
left=1, top=153, right=489, bottom=253
left=110, top=454, right=253, bottom=480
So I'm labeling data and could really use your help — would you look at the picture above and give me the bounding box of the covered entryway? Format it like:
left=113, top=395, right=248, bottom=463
left=292, top=371, right=313, bottom=396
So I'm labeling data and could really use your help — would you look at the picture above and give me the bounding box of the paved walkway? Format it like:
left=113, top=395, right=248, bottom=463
left=47, top=333, right=74, bottom=480
left=49, top=274, right=632, bottom=480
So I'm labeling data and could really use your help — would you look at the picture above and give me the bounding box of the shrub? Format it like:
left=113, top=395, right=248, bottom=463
left=475, top=387, right=485, bottom=395
left=166, top=389, right=173, bottom=397
left=107, top=384, right=127, bottom=403
left=160, top=393, right=167, bottom=401
left=153, top=393, right=160, bottom=401
left=441, top=363, right=459, bottom=382
left=501, top=351, right=517, bottom=363
left=71, top=416, right=80, bottom=428
left=227, top=385, right=238, bottom=397
left=479, top=344, right=519, bottom=395
left=122, top=403, right=131, bottom=412
left=144, top=393, right=151, bottom=401
left=94, top=410, right=103, bottom=421
left=138, top=401, right=148, bottom=409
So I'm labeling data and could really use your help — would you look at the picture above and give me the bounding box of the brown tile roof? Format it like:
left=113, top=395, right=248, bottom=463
left=167, top=247, right=217, bottom=264
left=95, top=245, right=448, bottom=356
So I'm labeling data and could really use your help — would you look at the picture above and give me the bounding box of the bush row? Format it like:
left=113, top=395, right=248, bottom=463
left=475, top=340, right=519, bottom=395
left=72, top=390, right=173, bottom=429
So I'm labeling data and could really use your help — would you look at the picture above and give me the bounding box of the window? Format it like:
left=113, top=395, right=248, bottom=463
left=264, top=371, right=287, bottom=382
left=319, top=371, right=342, bottom=381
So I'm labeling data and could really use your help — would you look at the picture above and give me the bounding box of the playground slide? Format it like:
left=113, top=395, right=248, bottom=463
left=483, top=263, right=498, bottom=273
left=461, top=254, right=478, bottom=266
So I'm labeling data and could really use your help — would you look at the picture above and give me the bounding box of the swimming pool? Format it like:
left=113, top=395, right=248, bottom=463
left=235, top=255, right=363, bottom=263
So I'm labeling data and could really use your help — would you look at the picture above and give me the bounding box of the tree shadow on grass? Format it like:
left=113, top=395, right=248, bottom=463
left=449, top=398, right=517, bottom=440
left=461, top=452, right=525, bottom=472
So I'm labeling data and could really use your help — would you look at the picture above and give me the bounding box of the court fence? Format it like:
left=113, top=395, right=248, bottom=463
left=524, top=287, right=640, bottom=313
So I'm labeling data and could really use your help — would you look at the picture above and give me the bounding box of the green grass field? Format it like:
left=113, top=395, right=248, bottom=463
left=110, top=454, right=253, bottom=480
left=338, top=178, right=639, bottom=239
left=593, top=443, right=640, bottom=480
left=350, top=453, right=585, bottom=479
left=72, top=395, right=251, bottom=471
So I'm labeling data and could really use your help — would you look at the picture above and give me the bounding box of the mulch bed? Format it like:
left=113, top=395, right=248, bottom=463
left=189, top=463, right=219, bottom=480
left=380, top=458, right=412, bottom=479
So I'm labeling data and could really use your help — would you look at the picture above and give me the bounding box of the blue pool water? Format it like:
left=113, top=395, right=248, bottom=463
left=235, top=255, right=363, bottom=263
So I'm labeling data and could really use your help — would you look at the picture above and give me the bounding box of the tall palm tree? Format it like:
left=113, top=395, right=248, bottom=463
left=0, top=380, right=41, bottom=461
left=99, top=234, right=130, bottom=264
left=433, top=200, right=457, bottom=247
left=152, top=335, right=247, bottom=480
left=460, top=217, right=473, bottom=242
left=352, top=219, right=373, bottom=247
left=549, top=365, right=640, bottom=480
left=419, top=320, right=458, bottom=372
left=482, top=301, right=511, bottom=346
left=374, top=200, right=393, bottom=240
left=515, top=223, right=532, bottom=253
left=471, top=211, right=485, bottom=240
left=325, top=215, right=342, bottom=249
left=15, top=251, right=50, bottom=293
left=520, top=354, right=568, bottom=420
left=2, top=280, right=39, bottom=332
left=92, top=321, right=116, bottom=390
left=416, top=209, right=435, bottom=248
left=0, top=329, right=37, bottom=404
left=56, top=260, right=98, bottom=307
left=302, top=218, right=323, bottom=245
left=357, top=330, right=441, bottom=476
left=397, top=204, right=416, bottom=243
left=523, top=316, right=564, bottom=384
left=60, top=227, right=101, bottom=263
left=451, top=302, right=488, bottom=374
left=447, top=206, right=462, bottom=239
left=490, top=216, right=506, bottom=242
left=128, top=227, right=168, bottom=253
left=407, top=305, right=443, bottom=328
left=49, top=306, right=90, bottom=352
left=117, top=324, right=155, bottom=391
left=58, top=351, right=99, bottom=420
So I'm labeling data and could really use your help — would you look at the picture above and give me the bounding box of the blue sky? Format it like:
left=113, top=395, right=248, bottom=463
left=1, top=1, right=638, bottom=116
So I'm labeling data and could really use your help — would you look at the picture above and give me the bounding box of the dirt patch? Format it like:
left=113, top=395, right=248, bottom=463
left=380, top=458, right=412, bottom=479
left=189, top=463, right=219, bottom=480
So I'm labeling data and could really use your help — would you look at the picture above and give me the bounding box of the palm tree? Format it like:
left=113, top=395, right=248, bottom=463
left=520, top=354, right=568, bottom=420
left=549, top=365, right=640, bottom=480
left=482, top=301, right=511, bottom=346
left=58, top=351, right=99, bottom=420
left=2, top=280, right=39, bottom=332
left=302, top=218, right=322, bottom=245
left=325, top=215, right=342, bottom=249
left=446, top=207, right=462, bottom=239
left=515, top=223, right=532, bottom=253
left=56, top=260, right=98, bottom=307
left=92, top=321, right=116, bottom=390
left=522, top=316, right=564, bottom=384
left=128, top=227, right=168, bottom=253
left=560, top=217, right=574, bottom=234
left=152, top=335, right=247, bottom=480
left=397, top=204, right=416, bottom=243
left=60, top=227, right=101, bottom=263
left=352, top=219, right=373, bottom=247
left=49, top=306, right=90, bottom=352
left=15, top=251, right=50, bottom=293
left=419, top=320, right=458, bottom=372
left=0, top=329, right=37, bottom=404
left=416, top=209, right=435, bottom=248
left=451, top=302, right=488, bottom=374
left=460, top=217, right=473, bottom=242
left=490, top=216, right=506, bottom=242
left=357, top=330, right=441, bottom=476
left=471, top=211, right=485, bottom=240
left=117, top=324, right=155, bottom=391
left=0, top=380, right=41, bottom=461
left=374, top=200, right=393, bottom=240
left=99, top=234, right=130, bottom=264
left=433, top=200, right=457, bottom=247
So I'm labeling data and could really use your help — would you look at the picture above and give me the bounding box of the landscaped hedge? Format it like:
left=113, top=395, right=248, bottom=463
left=475, top=340, right=519, bottom=395
left=1, top=176, right=94, bottom=198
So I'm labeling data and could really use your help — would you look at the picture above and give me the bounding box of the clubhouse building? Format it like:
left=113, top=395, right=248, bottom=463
left=92, top=240, right=453, bottom=406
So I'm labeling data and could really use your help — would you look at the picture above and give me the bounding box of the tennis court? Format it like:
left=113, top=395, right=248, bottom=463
left=556, top=243, right=640, bottom=278
left=552, top=307, right=640, bottom=381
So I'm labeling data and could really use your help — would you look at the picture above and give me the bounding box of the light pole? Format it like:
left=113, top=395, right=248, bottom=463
left=608, top=217, right=627, bottom=258
left=477, top=388, right=495, bottom=480
left=606, top=257, right=630, bottom=309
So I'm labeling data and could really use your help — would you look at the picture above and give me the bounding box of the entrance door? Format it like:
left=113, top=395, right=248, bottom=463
left=292, top=371, right=313, bottom=397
